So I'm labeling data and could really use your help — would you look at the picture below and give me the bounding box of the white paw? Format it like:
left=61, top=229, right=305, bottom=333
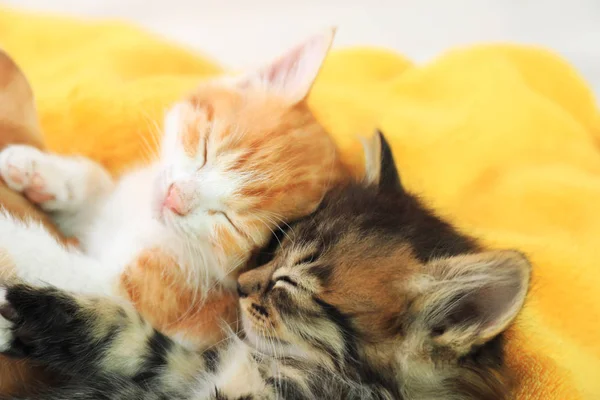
left=0, top=145, right=72, bottom=210
left=0, top=145, right=37, bottom=191
left=0, top=288, right=14, bottom=352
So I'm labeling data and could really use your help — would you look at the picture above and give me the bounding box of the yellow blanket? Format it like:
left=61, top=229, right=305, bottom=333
left=1, top=7, right=599, bottom=399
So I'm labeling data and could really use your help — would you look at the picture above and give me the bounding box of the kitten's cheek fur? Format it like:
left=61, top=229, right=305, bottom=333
left=151, top=173, right=169, bottom=221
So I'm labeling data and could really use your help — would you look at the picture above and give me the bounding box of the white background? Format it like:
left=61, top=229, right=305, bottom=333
left=2, top=0, right=600, bottom=95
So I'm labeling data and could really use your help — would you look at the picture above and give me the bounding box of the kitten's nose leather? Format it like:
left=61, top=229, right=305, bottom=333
left=237, top=283, right=248, bottom=298
left=164, top=184, right=188, bottom=216
left=237, top=264, right=276, bottom=296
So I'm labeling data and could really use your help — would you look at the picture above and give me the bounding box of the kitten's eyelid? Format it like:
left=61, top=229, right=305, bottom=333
left=275, top=276, right=298, bottom=287
left=203, top=135, right=208, bottom=164
left=209, top=209, right=245, bottom=237
left=296, top=252, right=320, bottom=265
left=272, top=275, right=313, bottom=293
left=197, top=135, right=209, bottom=171
left=208, top=209, right=231, bottom=221
left=208, top=209, right=230, bottom=223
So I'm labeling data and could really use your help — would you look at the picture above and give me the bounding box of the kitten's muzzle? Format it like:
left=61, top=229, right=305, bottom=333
left=237, top=262, right=277, bottom=297
left=163, top=184, right=190, bottom=216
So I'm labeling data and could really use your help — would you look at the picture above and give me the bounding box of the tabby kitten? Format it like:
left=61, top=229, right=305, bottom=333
left=0, top=132, right=530, bottom=399
left=0, top=29, right=347, bottom=347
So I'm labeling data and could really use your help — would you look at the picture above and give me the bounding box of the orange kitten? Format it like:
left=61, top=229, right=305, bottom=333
left=0, top=29, right=348, bottom=348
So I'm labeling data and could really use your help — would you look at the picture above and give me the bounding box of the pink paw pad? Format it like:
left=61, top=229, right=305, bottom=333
left=24, top=188, right=55, bottom=204
left=24, top=174, right=55, bottom=204
left=7, top=165, right=26, bottom=185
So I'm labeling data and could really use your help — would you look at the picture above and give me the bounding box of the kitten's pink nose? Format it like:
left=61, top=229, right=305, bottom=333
left=163, top=184, right=189, bottom=216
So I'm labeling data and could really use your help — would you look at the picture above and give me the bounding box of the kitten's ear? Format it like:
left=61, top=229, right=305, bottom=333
left=414, top=250, right=531, bottom=353
left=361, top=130, right=403, bottom=193
left=236, top=28, right=336, bottom=104
left=0, top=49, right=42, bottom=143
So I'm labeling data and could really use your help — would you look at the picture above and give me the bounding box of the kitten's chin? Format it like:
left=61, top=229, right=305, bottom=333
left=242, top=315, right=278, bottom=353
left=154, top=207, right=211, bottom=240
left=153, top=206, right=176, bottom=229
left=151, top=191, right=170, bottom=224
left=241, top=315, right=305, bottom=358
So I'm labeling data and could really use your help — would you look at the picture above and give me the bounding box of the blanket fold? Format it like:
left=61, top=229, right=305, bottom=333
left=1, top=7, right=598, bottom=399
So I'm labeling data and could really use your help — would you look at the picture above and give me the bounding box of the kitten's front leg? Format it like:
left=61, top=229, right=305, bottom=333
left=0, top=145, right=113, bottom=237
left=0, top=284, right=134, bottom=375
left=0, top=284, right=203, bottom=395
left=0, top=213, right=115, bottom=295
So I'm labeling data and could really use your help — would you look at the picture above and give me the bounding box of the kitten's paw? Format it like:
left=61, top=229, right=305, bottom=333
left=0, top=145, right=72, bottom=210
left=0, top=284, right=84, bottom=359
left=0, top=145, right=38, bottom=191
left=0, top=288, right=16, bottom=353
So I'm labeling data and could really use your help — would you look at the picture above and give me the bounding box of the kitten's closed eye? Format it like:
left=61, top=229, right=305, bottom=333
left=207, top=209, right=228, bottom=219
left=199, top=135, right=208, bottom=170
left=266, top=276, right=298, bottom=292
left=274, top=276, right=297, bottom=287
left=296, top=252, right=320, bottom=265
left=208, top=210, right=241, bottom=234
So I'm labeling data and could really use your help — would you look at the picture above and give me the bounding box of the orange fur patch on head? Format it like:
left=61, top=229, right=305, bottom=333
left=187, top=84, right=347, bottom=220
left=182, top=123, right=200, bottom=158
left=179, top=102, right=214, bottom=158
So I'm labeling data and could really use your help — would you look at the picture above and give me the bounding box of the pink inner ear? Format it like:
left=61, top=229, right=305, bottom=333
left=264, top=45, right=303, bottom=84
left=236, top=28, right=335, bottom=104
left=477, top=274, right=525, bottom=332
left=445, top=269, right=526, bottom=339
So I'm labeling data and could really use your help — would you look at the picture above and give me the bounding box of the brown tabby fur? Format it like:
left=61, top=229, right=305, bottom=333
left=237, top=132, right=530, bottom=399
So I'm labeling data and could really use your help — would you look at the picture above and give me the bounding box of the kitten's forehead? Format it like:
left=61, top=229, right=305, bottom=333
left=282, top=190, right=369, bottom=248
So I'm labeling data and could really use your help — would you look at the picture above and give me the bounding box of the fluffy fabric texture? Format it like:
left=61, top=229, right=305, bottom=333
left=0, top=6, right=599, bottom=400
